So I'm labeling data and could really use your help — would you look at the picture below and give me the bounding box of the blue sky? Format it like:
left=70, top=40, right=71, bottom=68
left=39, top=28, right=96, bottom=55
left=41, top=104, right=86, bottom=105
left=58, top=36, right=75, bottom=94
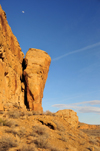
left=1, top=0, right=100, bottom=124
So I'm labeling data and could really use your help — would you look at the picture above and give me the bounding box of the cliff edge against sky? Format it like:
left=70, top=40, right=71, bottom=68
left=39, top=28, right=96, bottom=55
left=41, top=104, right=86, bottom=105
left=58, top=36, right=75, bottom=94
left=0, top=5, right=51, bottom=112
left=0, top=5, right=100, bottom=151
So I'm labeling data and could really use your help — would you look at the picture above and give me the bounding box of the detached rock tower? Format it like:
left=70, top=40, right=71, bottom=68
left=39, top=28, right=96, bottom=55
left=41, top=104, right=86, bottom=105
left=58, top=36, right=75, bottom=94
left=0, top=5, right=51, bottom=112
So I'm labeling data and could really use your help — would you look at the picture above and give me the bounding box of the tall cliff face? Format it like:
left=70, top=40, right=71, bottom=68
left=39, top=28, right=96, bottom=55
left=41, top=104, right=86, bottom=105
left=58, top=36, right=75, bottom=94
left=0, top=5, right=51, bottom=111
left=0, top=5, right=24, bottom=109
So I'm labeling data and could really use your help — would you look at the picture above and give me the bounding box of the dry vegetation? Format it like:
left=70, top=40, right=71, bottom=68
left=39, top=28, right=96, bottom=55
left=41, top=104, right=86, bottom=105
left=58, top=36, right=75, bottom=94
left=0, top=135, right=18, bottom=151
left=0, top=109, right=100, bottom=151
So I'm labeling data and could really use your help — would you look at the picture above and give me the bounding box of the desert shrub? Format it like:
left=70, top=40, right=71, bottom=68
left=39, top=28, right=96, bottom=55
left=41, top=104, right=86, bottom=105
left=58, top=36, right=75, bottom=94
left=52, top=120, right=65, bottom=132
left=32, top=125, right=48, bottom=137
left=0, top=118, right=17, bottom=127
left=32, top=111, right=42, bottom=115
left=50, top=147, right=63, bottom=151
left=5, top=127, right=26, bottom=138
left=7, top=110, right=21, bottom=118
left=26, top=111, right=33, bottom=116
left=0, top=111, right=4, bottom=114
left=28, top=125, right=63, bottom=150
left=4, top=120, right=16, bottom=127
left=19, top=111, right=26, bottom=117
left=5, top=128, right=18, bottom=136
left=27, top=131, right=36, bottom=137
left=27, top=125, right=48, bottom=142
left=34, top=137, right=63, bottom=151
left=3, top=120, right=12, bottom=127
left=17, top=127, right=26, bottom=138
left=0, top=135, right=18, bottom=151
left=31, top=125, right=61, bottom=150
left=19, top=144, right=37, bottom=151
left=34, top=136, right=49, bottom=149
left=0, top=118, right=10, bottom=127
left=43, top=110, right=55, bottom=116
left=13, top=103, right=20, bottom=108
left=7, top=110, right=26, bottom=119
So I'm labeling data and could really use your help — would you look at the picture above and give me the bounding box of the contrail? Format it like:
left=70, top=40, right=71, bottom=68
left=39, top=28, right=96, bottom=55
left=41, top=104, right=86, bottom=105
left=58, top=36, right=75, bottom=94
left=52, top=42, right=100, bottom=61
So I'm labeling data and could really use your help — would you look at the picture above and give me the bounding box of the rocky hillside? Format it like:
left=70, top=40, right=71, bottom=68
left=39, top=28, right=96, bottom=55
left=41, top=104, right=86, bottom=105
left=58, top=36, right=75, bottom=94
left=0, top=108, right=100, bottom=151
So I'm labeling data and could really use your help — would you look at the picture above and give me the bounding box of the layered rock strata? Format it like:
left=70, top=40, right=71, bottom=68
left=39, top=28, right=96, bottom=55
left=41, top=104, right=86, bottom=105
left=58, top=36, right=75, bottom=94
left=0, top=5, right=51, bottom=111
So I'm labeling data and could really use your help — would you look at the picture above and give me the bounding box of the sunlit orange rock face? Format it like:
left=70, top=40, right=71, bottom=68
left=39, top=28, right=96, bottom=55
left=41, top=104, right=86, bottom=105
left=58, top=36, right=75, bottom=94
left=0, top=5, right=24, bottom=109
left=78, top=122, right=100, bottom=130
left=55, top=109, right=79, bottom=128
left=0, top=5, right=51, bottom=111
left=24, top=48, right=51, bottom=111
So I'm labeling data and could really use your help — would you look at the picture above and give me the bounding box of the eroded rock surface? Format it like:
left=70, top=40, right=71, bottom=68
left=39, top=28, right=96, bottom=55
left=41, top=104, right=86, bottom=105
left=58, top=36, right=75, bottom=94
left=78, top=122, right=100, bottom=130
left=0, top=5, right=51, bottom=111
left=0, top=108, right=100, bottom=151
left=24, top=48, right=51, bottom=111
left=55, top=109, right=79, bottom=128
left=0, top=5, right=24, bottom=109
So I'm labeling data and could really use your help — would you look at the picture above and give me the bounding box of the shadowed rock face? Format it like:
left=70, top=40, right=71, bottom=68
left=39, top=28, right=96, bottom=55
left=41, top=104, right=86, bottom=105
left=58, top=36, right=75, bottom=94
left=0, top=5, right=51, bottom=111
left=24, top=48, right=51, bottom=111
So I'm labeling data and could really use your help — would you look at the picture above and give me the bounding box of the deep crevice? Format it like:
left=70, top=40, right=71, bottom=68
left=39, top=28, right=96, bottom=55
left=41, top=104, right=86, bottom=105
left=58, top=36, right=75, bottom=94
left=24, top=78, right=29, bottom=109
left=21, top=58, right=29, bottom=109
left=39, top=120, right=55, bottom=130
left=0, top=53, right=4, bottom=61
left=22, top=58, right=27, bottom=70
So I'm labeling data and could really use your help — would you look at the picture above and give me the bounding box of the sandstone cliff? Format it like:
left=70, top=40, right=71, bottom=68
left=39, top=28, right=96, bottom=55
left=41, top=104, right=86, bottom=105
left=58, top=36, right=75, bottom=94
left=24, top=48, right=51, bottom=111
left=0, top=5, right=51, bottom=111
left=0, top=5, right=100, bottom=151
left=0, top=5, right=24, bottom=109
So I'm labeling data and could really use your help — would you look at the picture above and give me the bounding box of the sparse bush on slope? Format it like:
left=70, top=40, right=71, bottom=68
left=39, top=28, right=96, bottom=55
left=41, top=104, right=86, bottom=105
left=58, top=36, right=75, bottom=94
left=43, top=110, right=55, bottom=116
left=19, top=144, right=37, bottom=151
left=7, top=110, right=26, bottom=119
left=0, top=135, right=18, bottom=151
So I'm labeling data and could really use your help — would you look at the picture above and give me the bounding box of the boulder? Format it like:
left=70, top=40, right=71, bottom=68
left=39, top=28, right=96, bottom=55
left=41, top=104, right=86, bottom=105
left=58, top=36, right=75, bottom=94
left=24, top=48, right=51, bottom=111
left=55, top=109, right=79, bottom=128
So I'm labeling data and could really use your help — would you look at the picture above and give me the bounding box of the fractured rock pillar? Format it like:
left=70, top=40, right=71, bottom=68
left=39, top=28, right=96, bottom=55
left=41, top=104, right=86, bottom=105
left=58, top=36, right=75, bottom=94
left=24, top=48, right=51, bottom=111
left=0, top=5, right=51, bottom=112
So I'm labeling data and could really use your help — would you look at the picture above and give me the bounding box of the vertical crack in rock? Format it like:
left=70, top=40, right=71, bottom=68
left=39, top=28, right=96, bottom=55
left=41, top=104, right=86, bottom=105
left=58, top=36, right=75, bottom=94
left=22, top=58, right=27, bottom=71
left=21, top=58, right=29, bottom=109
